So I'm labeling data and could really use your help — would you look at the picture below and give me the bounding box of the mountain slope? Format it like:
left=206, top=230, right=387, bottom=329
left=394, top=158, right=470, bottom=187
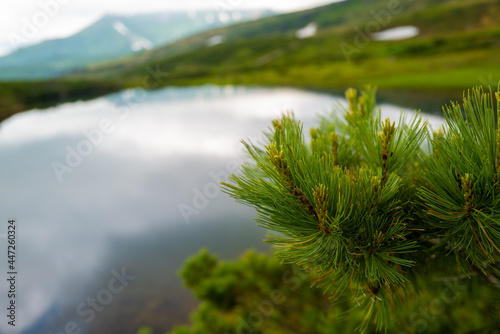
left=76, top=0, right=500, bottom=88
left=0, top=9, right=273, bottom=80
left=1, top=0, right=500, bottom=120
left=76, top=0, right=395, bottom=77
left=76, top=0, right=499, bottom=77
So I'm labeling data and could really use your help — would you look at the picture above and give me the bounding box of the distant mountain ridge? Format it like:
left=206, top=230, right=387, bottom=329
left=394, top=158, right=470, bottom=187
left=0, top=9, right=274, bottom=80
left=1, top=0, right=500, bottom=122
left=76, top=0, right=499, bottom=87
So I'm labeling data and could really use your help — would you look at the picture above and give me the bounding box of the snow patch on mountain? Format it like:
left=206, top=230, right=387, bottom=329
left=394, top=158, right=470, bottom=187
left=113, top=20, right=154, bottom=52
left=372, top=26, right=419, bottom=41
left=207, top=35, right=225, bottom=46
left=296, top=23, right=317, bottom=39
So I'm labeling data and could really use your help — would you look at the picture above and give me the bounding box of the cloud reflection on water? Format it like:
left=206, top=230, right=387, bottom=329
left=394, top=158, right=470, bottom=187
left=0, top=85, right=443, bottom=333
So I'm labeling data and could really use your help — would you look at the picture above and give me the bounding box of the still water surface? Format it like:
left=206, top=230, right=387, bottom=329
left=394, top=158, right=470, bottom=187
left=0, top=85, right=444, bottom=333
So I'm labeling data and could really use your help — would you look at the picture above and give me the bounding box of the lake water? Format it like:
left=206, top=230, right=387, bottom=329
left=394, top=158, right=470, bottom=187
left=0, top=85, right=445, bottom=334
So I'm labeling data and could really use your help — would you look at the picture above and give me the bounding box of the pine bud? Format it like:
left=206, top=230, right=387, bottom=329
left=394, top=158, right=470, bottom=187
left=313, top=184, right=331, bottom=234
left=268, top=142, right=317, bottom=219
left=345, top=88, right=358, bottom=115
left=330, top=131, right=339, bottom=165
left=272, top=119, right=282, bottom=131
left=380, top=118, right=395, bottom=163
left=371, top=230, right=384, bottom=253
left=371, top=175, right=380, bottom=190
left=432, top=128, right=444, bottom=139
left=359, top=96, right=366, bottom=116
left=310, top=127, right=318, bottom=140
left=461, top=173, right=474, bottom=211
left=268, top=143, right=290, bottom=181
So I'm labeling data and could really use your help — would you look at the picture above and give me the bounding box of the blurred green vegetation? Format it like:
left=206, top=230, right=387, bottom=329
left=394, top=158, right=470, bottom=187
left=0, top=79, right=121, bottom=122
left=1, top=0, right=500, bottom=120
left=137, top=249, right=499, bottom=334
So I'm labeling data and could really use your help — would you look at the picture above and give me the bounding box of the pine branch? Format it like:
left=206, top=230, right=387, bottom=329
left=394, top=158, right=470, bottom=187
left=222, top=85, right=500, bottom=332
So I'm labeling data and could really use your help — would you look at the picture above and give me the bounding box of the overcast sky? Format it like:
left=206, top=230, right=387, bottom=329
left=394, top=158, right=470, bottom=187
left=0, top=0, right=339, bottom=54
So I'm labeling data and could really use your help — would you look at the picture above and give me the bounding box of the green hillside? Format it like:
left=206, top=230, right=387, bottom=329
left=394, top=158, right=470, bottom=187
left=1, top=0, right=500, bottom=121
left=0, top=10, right=273, bottom=80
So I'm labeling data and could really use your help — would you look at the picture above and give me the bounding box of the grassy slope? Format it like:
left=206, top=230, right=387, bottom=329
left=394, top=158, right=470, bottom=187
left=1, top=0, right=499, bottom=120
